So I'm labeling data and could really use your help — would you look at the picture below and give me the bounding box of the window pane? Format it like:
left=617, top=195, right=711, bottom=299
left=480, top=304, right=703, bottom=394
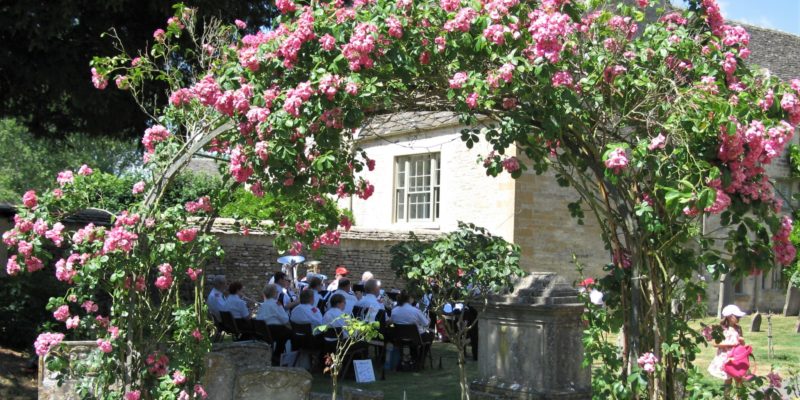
left=396, top=189, right=405, bottom=220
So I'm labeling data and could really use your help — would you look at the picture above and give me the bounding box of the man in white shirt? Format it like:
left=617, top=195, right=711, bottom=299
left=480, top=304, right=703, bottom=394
left=354, top=279, right=382, bottom=312
left=273, top=271, right=299, bottom=311
left=223, top=282, right=250, bottom=319
left=206, top=276, right=227, bottom=321
left=255, top=284, right=291, bottom=365
left=327, top=279, right=357, bottom=315
left=290, top=289, right=324, bottom=332
left=323, top=294, right=348, bottom=329
left=326, top=265, right=349, bottom=291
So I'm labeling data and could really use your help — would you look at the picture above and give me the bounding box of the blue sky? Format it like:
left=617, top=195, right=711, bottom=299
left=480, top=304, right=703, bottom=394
left=670, top=0, right=800, bottom=35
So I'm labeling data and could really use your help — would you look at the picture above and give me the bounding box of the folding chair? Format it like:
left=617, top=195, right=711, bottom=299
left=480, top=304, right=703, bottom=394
left=290, top=322, right=322, bottom=369
left=219, top=311, right=241, bottom=340
left=252, top=319, right=274, bottom=344
left=393, top=324, right=434, bottom=371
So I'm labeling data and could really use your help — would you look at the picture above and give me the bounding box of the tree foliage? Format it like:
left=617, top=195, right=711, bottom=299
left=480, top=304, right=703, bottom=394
left=391, top=222, right=523, bottom=400
left=0, top=1, right=277, bottom=138
left=0, top=118, right=141, bottom=202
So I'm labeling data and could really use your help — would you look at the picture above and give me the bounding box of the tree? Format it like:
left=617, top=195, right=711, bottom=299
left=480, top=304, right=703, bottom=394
left=316, top=316, right=381, bottom=400
left=391, top=223, right=524, bottom=400
left=0, top=118, right=141, bottom=202
left=5, top=0, right=799, bottom=398
left=0, top=0, right=277, bottom=138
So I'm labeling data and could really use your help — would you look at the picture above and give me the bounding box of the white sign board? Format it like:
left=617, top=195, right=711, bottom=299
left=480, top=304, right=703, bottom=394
left=353, top=359, right=376, bottom=383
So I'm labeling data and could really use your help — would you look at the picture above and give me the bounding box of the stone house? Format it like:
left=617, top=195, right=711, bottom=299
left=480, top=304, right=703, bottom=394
left=341, top=23, right=800, bottom=314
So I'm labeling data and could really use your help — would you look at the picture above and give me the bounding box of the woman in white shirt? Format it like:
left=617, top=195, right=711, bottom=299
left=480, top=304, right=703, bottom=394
left=256, top=284, right=290, bottom=326
left=224, top=282, right=250, bottom=319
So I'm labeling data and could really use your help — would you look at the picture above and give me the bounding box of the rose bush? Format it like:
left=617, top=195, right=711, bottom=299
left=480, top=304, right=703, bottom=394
left=5, top=0, right=799, bottom=397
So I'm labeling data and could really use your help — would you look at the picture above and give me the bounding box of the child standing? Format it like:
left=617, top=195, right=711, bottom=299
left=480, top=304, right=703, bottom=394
left=707, top=304, right=747, bottom=384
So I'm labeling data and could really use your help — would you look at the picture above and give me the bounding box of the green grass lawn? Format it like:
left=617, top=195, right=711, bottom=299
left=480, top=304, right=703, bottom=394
left=691, top=315, right=800, bottom=381
left=310, top=342, right=478, bottom=400
left=309, top=317, right=799, bottom=399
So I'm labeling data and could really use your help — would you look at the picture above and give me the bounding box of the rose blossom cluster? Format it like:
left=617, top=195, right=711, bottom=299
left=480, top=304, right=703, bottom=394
left=146, top=352, right=170, bottom=376
left=102, top=226, right=138, bottom=254
left=155, top=263, right=174, bottom=290
left=176, top=228, right=199, bottom=243
left=185, top=196, right=213, bottom=214
left=526, top=9, right=575, bottom=63
left=771, top=216, right=795, bottom=266
left=342, top=22, right=379, bottom=71
left=604, top=148, right=628, bottom=174
left=717, top=118, right=794, bottom=207
left=637, top=352, right=658, bottom=373
left=34, top=332, right=65, bottom=356
left=142, top=124, right=171, bottom=156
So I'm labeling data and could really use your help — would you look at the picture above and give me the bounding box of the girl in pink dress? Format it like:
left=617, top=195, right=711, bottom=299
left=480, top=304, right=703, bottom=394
left=708, top=304, right=746, bottom=385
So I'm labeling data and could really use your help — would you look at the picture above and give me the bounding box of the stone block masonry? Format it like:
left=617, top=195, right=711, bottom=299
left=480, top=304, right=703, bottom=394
left=204, top=219, right=440, bottom=300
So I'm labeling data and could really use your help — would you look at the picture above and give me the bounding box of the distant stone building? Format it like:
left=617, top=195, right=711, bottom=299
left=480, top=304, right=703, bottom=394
left=341, top=23, right=800, bottom=314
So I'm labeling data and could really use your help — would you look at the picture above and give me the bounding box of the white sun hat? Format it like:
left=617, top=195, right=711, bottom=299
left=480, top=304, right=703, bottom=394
left=721, top=304, right=747, bottom=317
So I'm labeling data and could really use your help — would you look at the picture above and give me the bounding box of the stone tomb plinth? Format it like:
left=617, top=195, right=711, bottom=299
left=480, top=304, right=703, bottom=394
left=469, top=273, right=590, bottom=400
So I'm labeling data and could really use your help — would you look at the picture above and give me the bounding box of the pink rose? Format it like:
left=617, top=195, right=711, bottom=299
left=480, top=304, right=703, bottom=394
left=132, top=181, right=146, bottom=195
left=449, top=72, right=468, bottom=89
left=22, top=190, right=37, bottom=208
left=66, top=315, right=80, bottom=329
left=78, top=164, right=93, bottom=176
left=604, top=148, right=628, bottom=174
left=91, top=68, right=108, bottom=90
left=153, top=29, right=166, bottom=41
left=176, top=228, right=198, bottom=243
left=648, top=133, right=666, bottom=150
left=6, top=256, right=20, bottom=275
left=53, top=305, right=70, bottom=322
left=235, top=19, right=247, bottom=29
left=124, top=391, right=141, bottom=400
left=172, top=370, right=187, bottom=385
left=57, top=170, right=74, bottom=186
left=34, top=332, right=65, bottom=356
left=97, top=339, right=113, bottom=353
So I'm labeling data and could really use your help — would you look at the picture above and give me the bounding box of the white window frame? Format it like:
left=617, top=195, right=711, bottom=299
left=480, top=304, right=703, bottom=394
left=394, top=153, right=440, bottom=224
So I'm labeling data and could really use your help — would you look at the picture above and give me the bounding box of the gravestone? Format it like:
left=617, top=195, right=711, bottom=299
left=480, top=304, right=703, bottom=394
left=38, top=341, right=97, bottom=400
left=233, top=366, right=312, bottom=400
left=469, top=273, right=590, bottom=400
left=750, top=312, right=762, bottom=332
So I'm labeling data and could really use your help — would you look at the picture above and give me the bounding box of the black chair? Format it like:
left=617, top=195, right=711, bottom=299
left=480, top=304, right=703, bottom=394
left=352, top=305, right=364, bottom=319
left=219, top=311, right=241, bottom=340
left=393, top=324, right=434, bottom=371
left=267, top=324, right=292, bottom=366
left=322, top=326, right=343, bottom=354
left=252, top=319, right=274, bottom=344
left=290, top=322, right=322, bottom=368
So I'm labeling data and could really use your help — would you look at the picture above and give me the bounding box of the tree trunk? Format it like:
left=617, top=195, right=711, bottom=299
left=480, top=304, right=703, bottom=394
left=784, top=286, right=800, bottom=316
left=457, top=341, right=469, bottom=400
left=717, top=275, right=734, bottom=318
left=749, top=275, right=759, bottom=313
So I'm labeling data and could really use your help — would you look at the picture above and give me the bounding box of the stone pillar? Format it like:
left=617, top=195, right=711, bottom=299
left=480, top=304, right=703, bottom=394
left=470, top=273, right=590, bottom=400
left=38, top=341, right=97, bottom=400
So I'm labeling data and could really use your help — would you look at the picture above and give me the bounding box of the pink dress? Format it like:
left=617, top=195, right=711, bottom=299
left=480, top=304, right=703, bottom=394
left=707, top=326, right=741, bottom=380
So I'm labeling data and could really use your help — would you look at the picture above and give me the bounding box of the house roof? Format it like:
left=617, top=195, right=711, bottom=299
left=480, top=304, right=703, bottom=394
left=742, top=23, right=800, bottom=82
left=359, top=111, right=463, bottom=140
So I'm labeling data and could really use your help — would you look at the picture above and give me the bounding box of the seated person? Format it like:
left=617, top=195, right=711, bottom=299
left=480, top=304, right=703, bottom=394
left=273, top=271, right=300, bottom=311
left=391, top=291, right=432, bottom=336
left=255, top=284, right=291, bottom=365
left=256, top=284, right=290, bottom=326
left=326, top=265, right=349, bottom=291
left=307, top=276, right=324, bottom=306
left=327, top=279, right=357, bottom=315
left=354, top=279, right=385, bottom=320
left=323, top=294, right=348, bottom=329
left=206, top=275, right=227, bottom=321
left=290, top=289, right=324, bottom=332
left=223, top=282, right=250, bottom=319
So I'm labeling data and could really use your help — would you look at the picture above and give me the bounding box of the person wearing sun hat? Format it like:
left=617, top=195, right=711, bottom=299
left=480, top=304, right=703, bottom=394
left=326, top=265, right=349, bottom=291
left=708, top=304, right=747, bottom=384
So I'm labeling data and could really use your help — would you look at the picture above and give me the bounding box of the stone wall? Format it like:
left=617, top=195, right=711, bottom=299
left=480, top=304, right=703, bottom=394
left=205, top=220, right=440, bottom=300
